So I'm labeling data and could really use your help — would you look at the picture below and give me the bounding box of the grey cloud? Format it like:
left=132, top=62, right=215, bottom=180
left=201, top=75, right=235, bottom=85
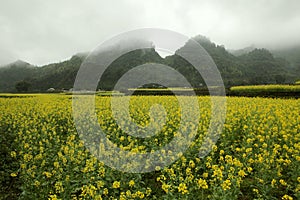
left=0, top=0, right=300, bottom=65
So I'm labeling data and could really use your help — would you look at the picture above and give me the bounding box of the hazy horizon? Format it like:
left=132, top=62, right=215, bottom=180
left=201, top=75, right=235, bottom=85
left=1, top=0, right=300, bottom=66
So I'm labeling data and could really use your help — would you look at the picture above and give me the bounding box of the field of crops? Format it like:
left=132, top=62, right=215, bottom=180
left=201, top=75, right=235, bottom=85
left=1, top=94, right=299, bottom=199
left=231, top=84, right=300, bottom=92
left=229, top=85, right=300, bottom=98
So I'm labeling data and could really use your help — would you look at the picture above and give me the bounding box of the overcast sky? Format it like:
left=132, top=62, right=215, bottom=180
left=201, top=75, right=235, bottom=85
left=1, top=0, right=300, bottom=66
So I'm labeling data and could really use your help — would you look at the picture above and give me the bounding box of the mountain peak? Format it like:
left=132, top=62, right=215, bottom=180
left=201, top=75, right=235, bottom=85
left=192, top=35, right=212, bottom=44
left=8, top=60, right=32, bottom=67
left=229, top=45, right=256, bottom=56
left=72, top=52, right=89, bottom=59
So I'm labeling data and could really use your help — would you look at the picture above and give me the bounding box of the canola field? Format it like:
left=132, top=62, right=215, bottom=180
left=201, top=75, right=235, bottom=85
left=1, top=94, right=299, bottom=200
left=230, top=84, right=300, bottom=93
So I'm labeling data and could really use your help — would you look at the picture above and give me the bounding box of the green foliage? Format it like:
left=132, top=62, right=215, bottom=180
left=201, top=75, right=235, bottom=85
left=237, top=49, right=288, bottom=85
left=0, top=104, right=22, bottom=199
left=15, top=80, right=31, bottom=92
left=0, top=61, right=36, bottom=92
left=99, top=48, right=164, bottom=90
left=275, top=75, right=286, bottom=84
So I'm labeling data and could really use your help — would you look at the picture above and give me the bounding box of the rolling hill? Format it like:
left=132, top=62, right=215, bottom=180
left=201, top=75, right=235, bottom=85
left=0, top=37, right=299, bottom=92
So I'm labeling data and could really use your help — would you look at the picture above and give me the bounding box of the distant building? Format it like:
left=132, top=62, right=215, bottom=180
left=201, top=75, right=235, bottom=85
left=47, top=88, right=55, bottom=92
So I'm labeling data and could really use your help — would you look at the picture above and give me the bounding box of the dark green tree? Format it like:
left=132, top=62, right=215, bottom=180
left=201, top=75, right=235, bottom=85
left=15, top=81, right=31, bottom=92
left=275, top=75, right=286, bottom=84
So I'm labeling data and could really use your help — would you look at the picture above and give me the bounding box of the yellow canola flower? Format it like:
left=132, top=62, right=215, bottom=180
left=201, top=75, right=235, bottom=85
left=197, top=178, right=208, bottom=189
left=112, top=181, right=120, bottom=189
left=238, top=170, right=247, bottom=178
left=221, top=179, right=231, bottom=191
left=129, top=180, right=135, bottom=187
left=178, top=183, right=188, bottom=194
left=282, top=194, right=293, bottom=200
left=162, top=183, right=170, bottom=193
left=48, top=194, right=60, bottom=200
left=10, top=151, right=17, bottom=158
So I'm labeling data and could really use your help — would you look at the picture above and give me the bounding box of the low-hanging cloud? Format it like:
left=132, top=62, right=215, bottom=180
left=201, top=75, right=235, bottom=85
left=0, top=0, right=300, bottom=65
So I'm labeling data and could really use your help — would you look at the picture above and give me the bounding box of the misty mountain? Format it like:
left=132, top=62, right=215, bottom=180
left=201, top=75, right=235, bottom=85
left=0, top=37, right=299, bottom=92
left=232, top=45, right=300, bottom=80
left=237, top=48, right=289, bottom=84
left=28, top=54, right=86, bottom=91
left=99, top=48, right=165, bottom=90
left=271, top=46, right=300, bottom=75
left=0, top=60, right=36, bottom=92
left=166, top=36, right=295, bottom=86
left=229, top=45, right=256, bottom=56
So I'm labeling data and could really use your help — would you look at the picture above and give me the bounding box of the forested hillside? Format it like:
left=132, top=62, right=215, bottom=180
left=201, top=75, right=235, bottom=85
left=0, top=37, right=299, bottom=92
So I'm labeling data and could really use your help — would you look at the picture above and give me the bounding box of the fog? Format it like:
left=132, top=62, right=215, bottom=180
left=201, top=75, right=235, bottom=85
left=1, top=0, right=300, bottom=65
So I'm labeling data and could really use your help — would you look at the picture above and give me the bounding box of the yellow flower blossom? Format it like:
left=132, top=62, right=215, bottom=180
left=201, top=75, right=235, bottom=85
left=221, top=179, right=231, bottom=191
left=178, top=183, right=188, bottom=194
left=112, top=181, right=120, bottom=189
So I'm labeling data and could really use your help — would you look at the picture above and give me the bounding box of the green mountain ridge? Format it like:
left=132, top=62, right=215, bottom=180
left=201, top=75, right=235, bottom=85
left=0, top=36, right=299, bottom=92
